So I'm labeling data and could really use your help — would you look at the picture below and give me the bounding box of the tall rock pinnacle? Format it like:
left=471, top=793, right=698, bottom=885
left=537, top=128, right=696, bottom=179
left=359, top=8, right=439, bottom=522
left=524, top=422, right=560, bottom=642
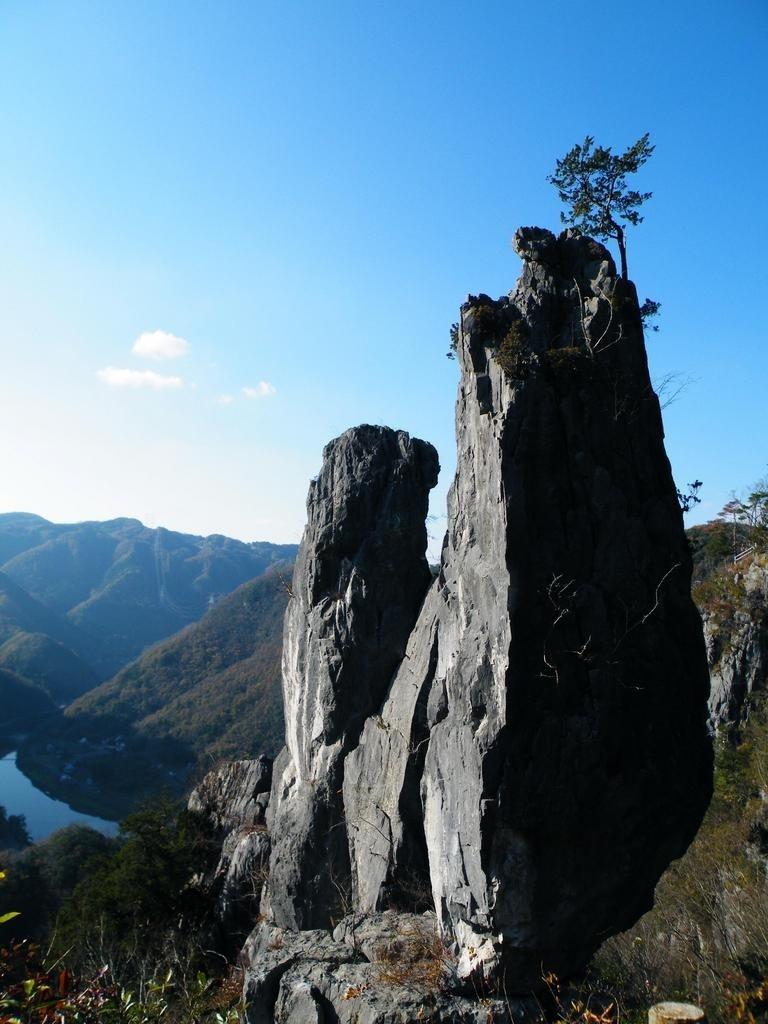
left=345, top=228, right=713, bottom=987
left=266, top=424, right=439, bottom=929
left=250, top=229, right=712, bottom=1016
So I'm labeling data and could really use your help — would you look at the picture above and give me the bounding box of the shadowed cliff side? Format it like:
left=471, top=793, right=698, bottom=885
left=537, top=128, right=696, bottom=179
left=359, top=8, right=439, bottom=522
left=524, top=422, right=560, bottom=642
left=344, top=227, right=712, bottom=988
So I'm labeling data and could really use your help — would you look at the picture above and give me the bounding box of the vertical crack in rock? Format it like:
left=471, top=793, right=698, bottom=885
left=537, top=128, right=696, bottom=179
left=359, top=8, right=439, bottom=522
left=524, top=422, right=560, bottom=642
left=346, top=228, right=713, bottom=989
left=266, top=424, right=439, bottom=929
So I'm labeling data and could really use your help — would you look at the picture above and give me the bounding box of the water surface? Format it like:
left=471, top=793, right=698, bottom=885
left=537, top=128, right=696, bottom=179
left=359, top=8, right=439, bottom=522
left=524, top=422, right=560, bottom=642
left=0, top=751, right=118, bottom=841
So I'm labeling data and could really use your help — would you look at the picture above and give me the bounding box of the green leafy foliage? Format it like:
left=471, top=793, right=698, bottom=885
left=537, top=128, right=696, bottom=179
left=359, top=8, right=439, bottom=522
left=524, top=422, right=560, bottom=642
left=547, top=133, right=654, bottom=279
left=0, top=824, right=117, bottom=939
left=0, top=807, right=30, bottom=852
left=722, top=487, right=768, bottom=554
left=591, top=695, right=768, bottom=1022
left=495, top=322, right=535, bottom=382
left=676, top=479, right=703, bottom=514
left=687, top=472, right=768, bottom=582
left=0, top=572, right=90, bottom=664
left=0, top=631, right=99, bottom=705
left=54, top=801, right=218, bottom=973
left=0, top=868, right=20, bottom=928
left=638, top=297, right=661, bottom=332
left=687, top=520, right=750, bottom=581
left=543, top=346, right=594, bottom=386
left=446, top=322, right=459, bottom=359
left=67, top=568, right=287, bottom=753
left=0, top=804, right=238, bottom=1020
left=587, top=543, right=768, bottom=1022
left=693, top=566, right=745, bottom=621
left=0, top=940, right=242, bottom=1024
left=465, top=301, right=501, bottom=343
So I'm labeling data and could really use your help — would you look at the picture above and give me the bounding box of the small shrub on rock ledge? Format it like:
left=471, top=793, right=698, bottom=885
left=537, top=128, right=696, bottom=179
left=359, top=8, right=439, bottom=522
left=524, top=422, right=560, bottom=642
left=496, top=321, right=535, bottom=382
left=466, top=299, right=502, bottom=343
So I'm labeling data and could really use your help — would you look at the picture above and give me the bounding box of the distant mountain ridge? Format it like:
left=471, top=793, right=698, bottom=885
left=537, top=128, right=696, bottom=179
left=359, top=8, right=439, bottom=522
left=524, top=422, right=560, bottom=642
left=0, top=513, right=297, bottom=751
left=66, top=566, right=288, bottom=757
left=0, top=570, right=90, bottom=653
left=19, top=566, right=290, bottom=818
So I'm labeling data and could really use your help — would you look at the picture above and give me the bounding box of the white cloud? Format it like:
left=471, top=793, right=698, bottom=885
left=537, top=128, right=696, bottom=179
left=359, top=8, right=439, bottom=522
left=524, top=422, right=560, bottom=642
left=132, top=329, right=189, bottom=361
left=243, top=381, right=276, bottom=398
left=217, top=393, right=235, bottom=405
left=97, top=367, right=185, bottom=390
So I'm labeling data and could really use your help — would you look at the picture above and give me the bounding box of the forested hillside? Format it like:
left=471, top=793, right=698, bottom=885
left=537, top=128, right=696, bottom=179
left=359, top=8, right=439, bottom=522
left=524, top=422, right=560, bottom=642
left=18, top=567, right=290, bottom=817
left=68, top=565, right=288, bottom=758
left=0, top=669, right=57, bottom=739
left=0, top=514, right=296, bottom=754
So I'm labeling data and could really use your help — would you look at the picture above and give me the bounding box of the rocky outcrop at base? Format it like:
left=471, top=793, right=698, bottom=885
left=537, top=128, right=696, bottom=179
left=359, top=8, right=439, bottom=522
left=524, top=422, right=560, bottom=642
left=188, top=758, right=273, bottom=945
left=242, top=912, right=541, bottom=1024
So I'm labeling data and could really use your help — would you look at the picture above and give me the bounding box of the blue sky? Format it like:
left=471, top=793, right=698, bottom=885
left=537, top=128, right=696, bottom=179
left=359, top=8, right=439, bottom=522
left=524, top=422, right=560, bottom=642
left=1, top=1, right=766, bottom=554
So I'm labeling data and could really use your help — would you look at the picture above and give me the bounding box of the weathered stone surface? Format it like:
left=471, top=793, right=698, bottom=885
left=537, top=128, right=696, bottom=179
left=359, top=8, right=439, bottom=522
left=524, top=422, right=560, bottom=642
left=216, top=830, right=270, bottom=929
left=345, top=227, right=712, bottom=987
left=236, top=228, right=712, bottom=1018
left=705, top=559, right=768, bottom=729
left=242, top=914, right=575, bottom=1024
left=332, top=910, right=439, bottom=963
left=188, top=758, right=272, bottom=944
left=272, top=960, right=540, bottom=1023
left=274, top=979, right=324, bottom=1024
left=242, top=922, right=358, bottom=1024
left=188, top=756, right=272, bottom=832
left=266, top=425, right=439, bottom=930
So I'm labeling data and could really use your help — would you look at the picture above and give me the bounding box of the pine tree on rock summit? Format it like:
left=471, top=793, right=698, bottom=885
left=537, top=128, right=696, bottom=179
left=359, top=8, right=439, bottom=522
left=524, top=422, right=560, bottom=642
left=547, top=132, right=654, bottom=281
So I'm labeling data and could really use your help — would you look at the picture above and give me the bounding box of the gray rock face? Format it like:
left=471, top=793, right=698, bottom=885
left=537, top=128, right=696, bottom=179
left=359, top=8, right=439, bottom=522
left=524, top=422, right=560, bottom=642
left=189, top=756, right=272, bottom=831
left=216, top=830, right=270, bottom=930
left=188, top=758, right=272, bottom=943
left=345, top=228, right=712, bottom=987
left=270, top=962, right=539, bottom=1024
left=243, top=915, right=540, bottom=1024
left=266, top=425, right=439, bottom=930
left=705, top=559, right=768, bottom=729
left=331, top=910, right=439, bottom=962
left=243, top=923, right=357, bottom=1024
left=236, top=228, right=712, bottom=1016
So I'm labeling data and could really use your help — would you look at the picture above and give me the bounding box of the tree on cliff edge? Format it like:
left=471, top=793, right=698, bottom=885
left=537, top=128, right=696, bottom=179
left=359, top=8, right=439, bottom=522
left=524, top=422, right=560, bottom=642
left=548, top=133, right=654, bottom=280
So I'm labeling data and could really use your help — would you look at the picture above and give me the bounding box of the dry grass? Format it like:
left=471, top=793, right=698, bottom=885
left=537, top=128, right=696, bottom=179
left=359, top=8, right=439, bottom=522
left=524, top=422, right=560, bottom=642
left=241, top=821, right=268, bottom=835
left=373, top=923, right=454, bottom=994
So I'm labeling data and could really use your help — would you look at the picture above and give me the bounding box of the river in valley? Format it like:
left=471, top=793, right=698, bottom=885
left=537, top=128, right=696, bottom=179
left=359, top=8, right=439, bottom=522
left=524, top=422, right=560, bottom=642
left=0, top=751, right=118, bottom=841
